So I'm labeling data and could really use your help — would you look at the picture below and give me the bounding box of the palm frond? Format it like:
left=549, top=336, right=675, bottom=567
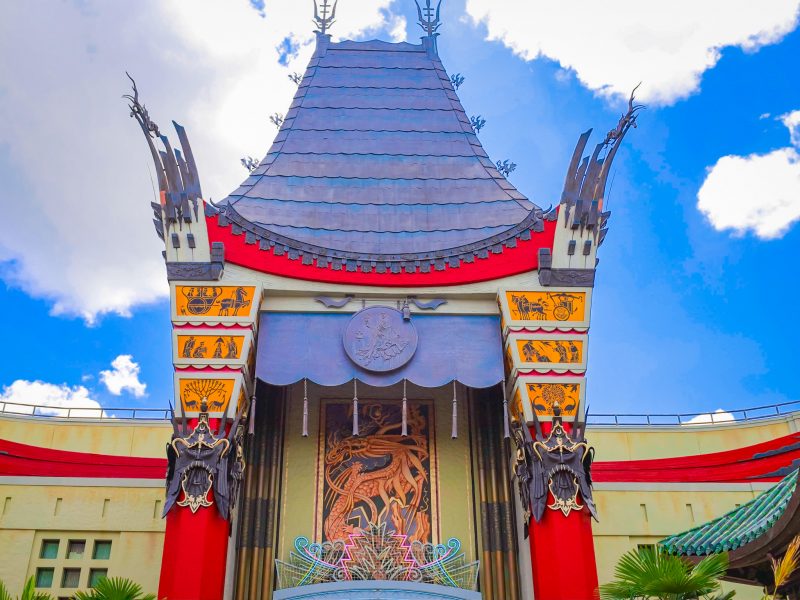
left=599, top=547, right=729, bottom=600
left=0, top=579, right=13, bottom=600
left=772, top=534, right=800, bottom=593
left=71, top=578, right=155, bottom=600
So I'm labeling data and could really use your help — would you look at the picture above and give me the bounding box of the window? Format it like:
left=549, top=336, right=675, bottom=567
left=88, top=569, right=108, bottom=587
left=40, top=540, right=59, bottom=559
left=66, top=540, right=85, bottom=559
left=35, top=568, right=54, bottom=588
left=61, top=568, right=81, bottom=588
left=92, top=540, right=112, bottom=560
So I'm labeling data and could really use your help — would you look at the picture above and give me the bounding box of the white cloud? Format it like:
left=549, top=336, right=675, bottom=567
left=0, top=380, right=104, bottom=418
left=697, top=112, right=800, bottom=239
left=0, top=1, right=402, bottom=322
left=464, top=0, right=800, bottom=105
left=684, top=409, right=736, bottom=426
left=99, top=355, right=147, bottom=398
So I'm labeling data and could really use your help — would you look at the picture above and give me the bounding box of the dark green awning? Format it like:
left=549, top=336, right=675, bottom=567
left=660, top=469, right=798, bottom=556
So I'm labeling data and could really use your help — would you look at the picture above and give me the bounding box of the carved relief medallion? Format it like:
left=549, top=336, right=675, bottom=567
left=343, top=306, right=417, bottom=372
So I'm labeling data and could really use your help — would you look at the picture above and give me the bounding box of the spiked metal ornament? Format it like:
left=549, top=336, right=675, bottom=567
left=415, top=0, right=442, bottom=36
left=313, top=0, right=337, bottom=35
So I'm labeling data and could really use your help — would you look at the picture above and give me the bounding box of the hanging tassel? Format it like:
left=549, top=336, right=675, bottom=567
left=302, top=378, right=309, bottom=437
left=352, top=380, right=359, bottom=437
left=401, top=379, right=408, bottom=437
left=502, top=379, right=511, bottom=439
left=451, top=380, right=458, bottom=439
left=248, top=394, right=256, bottom=436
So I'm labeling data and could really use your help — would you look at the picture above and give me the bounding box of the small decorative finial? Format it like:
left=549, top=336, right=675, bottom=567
left=269, top=113, right=284, bottom=129
left=123, top=72, right=160, bottom=138
left=604, top=82, right=645, bottom=146
left=470, top=115, right=486, bottom=134
left=241, top=156, right=259, bottom=172
left=313, top=0, right=337, bottom=35
left=415, top=0, right=442, bottom=36
left=288, top=72, right=303, bottom=85
left=450, top=73, right=465, bottom=90
left=496, top=159, right=517, bottom=177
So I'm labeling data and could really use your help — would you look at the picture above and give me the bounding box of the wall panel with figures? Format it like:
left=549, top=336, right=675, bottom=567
left=498, top=288, right=592, bottom=423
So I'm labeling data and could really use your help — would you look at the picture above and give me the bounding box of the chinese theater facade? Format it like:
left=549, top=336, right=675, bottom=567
left=4, top=4, right=800, bottom=600
left=135, top=8, right=621, bottom=597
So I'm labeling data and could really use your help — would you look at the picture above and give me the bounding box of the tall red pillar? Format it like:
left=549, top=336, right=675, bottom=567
left=158, top=505, right=229, bottom=600
left=528, top=501, right=599, bottom=599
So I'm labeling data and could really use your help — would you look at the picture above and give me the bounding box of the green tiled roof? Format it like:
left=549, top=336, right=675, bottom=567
left=660, top=469, right=798, bottom=556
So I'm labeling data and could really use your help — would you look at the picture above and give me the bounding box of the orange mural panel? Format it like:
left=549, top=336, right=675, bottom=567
left=525, top=382, right=580, bottom=417
left=175, top=286, right=256, bottom=318
left=506, top=291, right=586, bottom=322
left=517, top=339, right=583, bottom=364
left=177, top=334, right=244, bottom=360
left=179, top=378, right=235, bottom=413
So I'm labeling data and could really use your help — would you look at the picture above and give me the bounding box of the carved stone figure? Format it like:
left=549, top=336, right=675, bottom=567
left=511, top=402, right=597, bottom=529
left=164, top=399, right=246, bottom=520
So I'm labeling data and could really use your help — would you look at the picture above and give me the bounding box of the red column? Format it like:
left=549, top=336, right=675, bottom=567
left=158, top=504, right=230, bottom=600
left=526, top=423, right=599, bottom=600
left=528, top=503, right=598, bottom=600
left=158, top=418, right=231, bottom=600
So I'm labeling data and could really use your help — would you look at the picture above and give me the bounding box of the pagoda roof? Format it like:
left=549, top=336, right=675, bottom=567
left=660, top=468, right=799, bottom=557
left=214, top=34, right=544, bottom=271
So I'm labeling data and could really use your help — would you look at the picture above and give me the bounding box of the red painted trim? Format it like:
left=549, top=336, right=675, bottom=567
left=593, top=432, right=800, bottom=483
left=207, top=213, right=557, bottom=286
left=0, top=439, right=166, bottom=479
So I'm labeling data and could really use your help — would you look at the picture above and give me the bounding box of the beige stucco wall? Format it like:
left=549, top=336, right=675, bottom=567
left=0, top=414, right=168, bottom=596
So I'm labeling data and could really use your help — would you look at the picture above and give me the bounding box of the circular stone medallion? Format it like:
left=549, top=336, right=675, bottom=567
left=343, top=306, right=418, bottom=372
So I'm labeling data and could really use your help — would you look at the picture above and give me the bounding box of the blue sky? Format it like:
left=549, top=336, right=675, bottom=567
left=0, top=0, right=798, bottom=417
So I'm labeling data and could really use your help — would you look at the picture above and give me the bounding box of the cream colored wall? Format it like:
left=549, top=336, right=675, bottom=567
left=0, top=483, right=165, bottom=596
left=588, top=414, right=799, bottom=599
left=0, top=413, right=171, bottom=458
left=0, top=415, right=169, bottom=596
left=590, top=414, right=800, bottom=461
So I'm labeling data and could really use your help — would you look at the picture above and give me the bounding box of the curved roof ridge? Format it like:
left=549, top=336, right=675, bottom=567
left=215, top=33, right=543, bottom=267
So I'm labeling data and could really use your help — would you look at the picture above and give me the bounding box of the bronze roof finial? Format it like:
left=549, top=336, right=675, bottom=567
left=415, top=0, right=442, bottom=37
left=313, top=0, right=337, bottom=35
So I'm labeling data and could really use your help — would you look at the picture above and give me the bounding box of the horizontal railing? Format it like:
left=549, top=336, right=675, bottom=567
left=0, top=402, right=171, bottom=421
left=2, top=399, right=799, bottom=426
left=587, top=399, right=800, bottom=426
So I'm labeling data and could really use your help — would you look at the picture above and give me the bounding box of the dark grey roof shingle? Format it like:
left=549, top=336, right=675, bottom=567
left=219, top=33, right=539, bottom=260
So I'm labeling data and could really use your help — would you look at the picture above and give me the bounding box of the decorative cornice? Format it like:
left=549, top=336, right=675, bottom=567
left=165, top=242, right=224, bottom=281
left=212, top=202, right=545, bottom=274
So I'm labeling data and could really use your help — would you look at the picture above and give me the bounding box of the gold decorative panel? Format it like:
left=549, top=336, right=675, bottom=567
left=516, top=339, right=583, bottom=364
left=174, top=285, right=256, bottom=319
left=505, top=291, right=586, bottom=322
left=525, top=382, right=581, bottom=418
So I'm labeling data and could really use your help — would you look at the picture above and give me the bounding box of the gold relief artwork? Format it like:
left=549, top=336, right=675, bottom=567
left=526, top=383, right=580, bottom=417
left=319, top=401, right=435, bottom=545
left=175, top=286, right=255, bottom=318
left=517, top=339, right=583, bottom=364
left=178, top=334, right=244, bottom=360
left=179, top=378, right=235, bottom=413
left=506, top=291, right=586, bottom=322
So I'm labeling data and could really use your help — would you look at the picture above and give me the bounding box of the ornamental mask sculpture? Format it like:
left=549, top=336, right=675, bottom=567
left=164, top=399, right=246, bottom=520
left=512, top=401, right=597, bottom=529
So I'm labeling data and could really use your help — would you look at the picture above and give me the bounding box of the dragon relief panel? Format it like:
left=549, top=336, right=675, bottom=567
left=317, top=401, right=437, bottom=545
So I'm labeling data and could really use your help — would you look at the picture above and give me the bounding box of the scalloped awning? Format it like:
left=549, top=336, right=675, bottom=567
left=255, top=312, right=504, bottom=388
